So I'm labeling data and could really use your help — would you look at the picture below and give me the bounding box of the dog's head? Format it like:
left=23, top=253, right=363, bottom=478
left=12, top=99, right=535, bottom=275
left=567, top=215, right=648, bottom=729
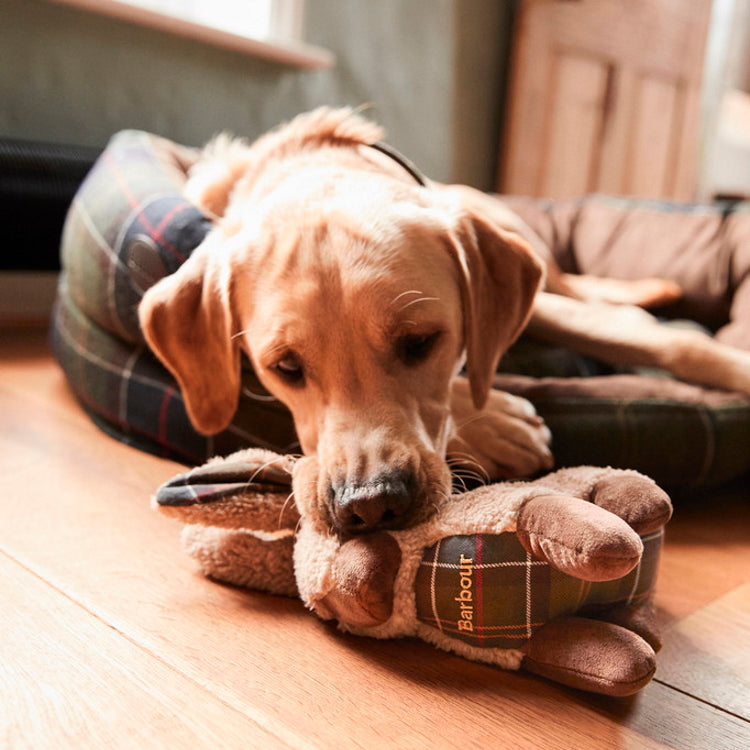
left=140, top=159, right=541, bottom=536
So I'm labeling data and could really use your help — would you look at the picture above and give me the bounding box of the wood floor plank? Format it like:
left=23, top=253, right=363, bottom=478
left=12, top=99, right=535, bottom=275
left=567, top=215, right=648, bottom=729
left=574, top=680, right=750, bottom=750
left=656, top=488, right=750, bottom=626
left=656, top=584, right=750, bottom=720
left=0, top=551, right=291, bottom=750
left=2, top=328, right=749, bottom=748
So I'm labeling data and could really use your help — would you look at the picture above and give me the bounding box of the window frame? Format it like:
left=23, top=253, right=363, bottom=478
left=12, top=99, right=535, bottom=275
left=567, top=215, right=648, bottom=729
left=43, top=0, right=334, bottom=69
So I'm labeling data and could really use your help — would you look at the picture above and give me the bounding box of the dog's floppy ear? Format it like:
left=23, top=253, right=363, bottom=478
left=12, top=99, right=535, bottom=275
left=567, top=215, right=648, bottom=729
left=449, top=210, right=544, bottom=410
left=138, top=237, right=240, bottom=435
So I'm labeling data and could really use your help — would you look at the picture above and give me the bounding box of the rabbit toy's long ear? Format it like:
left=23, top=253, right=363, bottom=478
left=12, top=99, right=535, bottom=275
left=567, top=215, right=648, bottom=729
left=154, top=448, right=301, bottom=597
left=154, top=448, right=299, bottom=533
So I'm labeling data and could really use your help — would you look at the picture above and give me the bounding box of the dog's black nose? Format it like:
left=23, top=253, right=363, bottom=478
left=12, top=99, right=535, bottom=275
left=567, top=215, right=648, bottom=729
left=331, top=472, right=415, bottom=533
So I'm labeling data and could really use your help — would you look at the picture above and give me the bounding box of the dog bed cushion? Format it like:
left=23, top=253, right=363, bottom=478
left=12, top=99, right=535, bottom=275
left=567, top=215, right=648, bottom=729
left=52, top=130, right=750, bottom=490
left=52, top=130, right=297, bottom=465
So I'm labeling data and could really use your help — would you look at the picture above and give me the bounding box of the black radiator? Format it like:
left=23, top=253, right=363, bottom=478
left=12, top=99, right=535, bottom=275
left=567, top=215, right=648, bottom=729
left=0, top=139, right=101, bottom=271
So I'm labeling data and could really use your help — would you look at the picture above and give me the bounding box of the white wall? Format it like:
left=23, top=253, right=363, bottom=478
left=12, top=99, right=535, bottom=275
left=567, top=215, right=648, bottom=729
left=1, top=0, right=513, bottom=188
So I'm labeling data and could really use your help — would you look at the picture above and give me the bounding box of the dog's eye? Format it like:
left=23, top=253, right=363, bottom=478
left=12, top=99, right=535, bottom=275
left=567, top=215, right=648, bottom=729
left=398, top=332, right=441, bottom=366
left=273, top=353, right=304, bottom=384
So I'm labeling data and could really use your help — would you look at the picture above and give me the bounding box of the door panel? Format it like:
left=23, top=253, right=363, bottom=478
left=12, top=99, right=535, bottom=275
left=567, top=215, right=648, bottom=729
left=499, top=0, right=712, bottom=200
left=543, top=54, right=610, bottom=197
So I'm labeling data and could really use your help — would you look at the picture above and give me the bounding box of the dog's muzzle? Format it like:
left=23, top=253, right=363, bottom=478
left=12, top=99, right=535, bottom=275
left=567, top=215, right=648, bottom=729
left=330, top=470, right=416, bottom=534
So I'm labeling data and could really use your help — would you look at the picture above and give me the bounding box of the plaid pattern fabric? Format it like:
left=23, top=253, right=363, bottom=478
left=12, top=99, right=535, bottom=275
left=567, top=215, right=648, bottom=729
left=52, top=130, right=298, bottom=464
left=415, top=530, right=662, bottom=649
left=156, top=458, right=293, bottom=507
left=59, top=130, right=211, bottom=344
left=494, top=371, right=750, bottom=489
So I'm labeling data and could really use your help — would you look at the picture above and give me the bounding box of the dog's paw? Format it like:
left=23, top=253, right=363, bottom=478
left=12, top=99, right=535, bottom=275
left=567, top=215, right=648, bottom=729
left=448, top=379, right=553, bottom=481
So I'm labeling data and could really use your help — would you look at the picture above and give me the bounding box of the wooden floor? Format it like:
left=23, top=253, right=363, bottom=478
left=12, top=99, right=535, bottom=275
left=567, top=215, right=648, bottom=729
left=2, top=326, right=749, bottom=750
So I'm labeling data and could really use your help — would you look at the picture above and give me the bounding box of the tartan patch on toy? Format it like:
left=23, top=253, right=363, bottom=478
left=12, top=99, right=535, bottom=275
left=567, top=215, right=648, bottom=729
left=415, top=530, right=662, bottom=648
left=157, top=460, right=293, bottom=507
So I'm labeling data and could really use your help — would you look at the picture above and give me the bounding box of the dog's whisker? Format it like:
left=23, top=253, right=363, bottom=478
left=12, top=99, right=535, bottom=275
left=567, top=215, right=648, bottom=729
left=447, top=461, right=485, bottom=479
left=231, top=328, right=252, bottom=340
left=462, top=465, right=491, bottom=485
left=244, top=456, right=291, bottom=487
left=425, top=475, right=451, bottom=498
left=391, top=289, right=442, bottom=312
left=399, top=296, right=440, bottom=311
left=391, top=289, right=424, bottom=304
left=450, top=473, right=469, bottom=493
left=446, top=454, right=485, bottom=471
left=278, top=490, right=296, bottom=530
left=460, top=472, right=488, bottom=488
left=449, top=467, right=486, bottom=489
left=446, top=451, right=483, bottom=466
left=455, top=413, right=494, bottom=431
left=429, top=485, right=451, bottom=510
left=446, top=453, right=491, bottom=485
left=241, top=387, right=277, bottom=403
left=425, top=501, right=442, bottom=519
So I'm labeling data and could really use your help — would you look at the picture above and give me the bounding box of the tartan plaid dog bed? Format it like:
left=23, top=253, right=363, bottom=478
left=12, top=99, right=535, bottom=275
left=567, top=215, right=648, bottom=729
left=52, top=130, right=750, bottom=489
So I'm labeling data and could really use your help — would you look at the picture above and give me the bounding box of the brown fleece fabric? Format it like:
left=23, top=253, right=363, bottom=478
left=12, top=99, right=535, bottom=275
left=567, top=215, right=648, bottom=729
left=181, top=526, right=298, bottom=597
left=522, top=617, right=656, bottom=697
left=501, top=194, right=750, bottom=344
left=516, top=495, right=643, bottom=581
left=321, top=533, right=402, bottom=627
left=591, top=474, right=673, bottom=535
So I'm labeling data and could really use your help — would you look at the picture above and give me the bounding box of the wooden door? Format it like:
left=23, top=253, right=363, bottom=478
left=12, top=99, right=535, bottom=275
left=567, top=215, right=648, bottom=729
left=498, top=0, right=713, bottom=200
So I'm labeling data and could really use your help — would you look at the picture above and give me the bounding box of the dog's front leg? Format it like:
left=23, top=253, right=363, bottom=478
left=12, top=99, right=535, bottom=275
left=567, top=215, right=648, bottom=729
left=447, top=377, right=553, bottom=481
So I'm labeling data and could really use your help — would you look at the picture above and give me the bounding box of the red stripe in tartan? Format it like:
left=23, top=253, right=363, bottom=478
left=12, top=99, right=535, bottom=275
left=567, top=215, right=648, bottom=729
left=421, top=616, right=546, bottom=639
left=66, top=377, right=203, bottom=464
left=103, top=151, right=187, bottom=262
left=158, top=385, right=177, bottom=445
left=153, top=199, right=195, bottom=243
left=475, top=534, right=485, bottom=647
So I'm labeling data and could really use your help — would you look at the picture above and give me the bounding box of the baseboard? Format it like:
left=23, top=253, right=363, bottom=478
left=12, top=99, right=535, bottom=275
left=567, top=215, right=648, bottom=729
left=0, top=271, right=59, bottom=325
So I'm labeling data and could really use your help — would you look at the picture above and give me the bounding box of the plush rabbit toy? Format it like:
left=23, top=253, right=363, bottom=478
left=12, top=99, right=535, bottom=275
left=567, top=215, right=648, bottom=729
left=155, top=448, right=672, bottom=696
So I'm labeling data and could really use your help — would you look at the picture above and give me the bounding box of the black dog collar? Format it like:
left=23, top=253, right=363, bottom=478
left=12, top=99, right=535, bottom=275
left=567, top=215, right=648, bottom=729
left=369, top=141, right=428, bottom=187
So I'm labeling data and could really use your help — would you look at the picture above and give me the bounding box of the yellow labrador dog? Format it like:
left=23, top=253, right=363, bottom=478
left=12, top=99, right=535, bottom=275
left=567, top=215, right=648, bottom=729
left=139, top=108, right=553, bottom=534
left=139, top=107, right=750, bottom=535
